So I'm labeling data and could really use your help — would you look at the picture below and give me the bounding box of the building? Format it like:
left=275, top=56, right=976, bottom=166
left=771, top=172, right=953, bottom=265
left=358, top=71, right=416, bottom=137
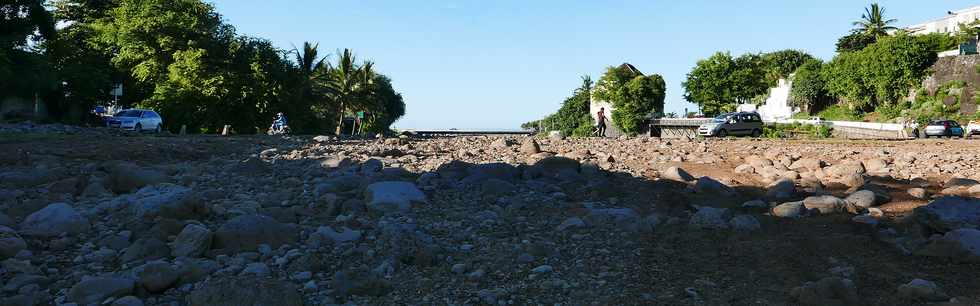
left=906, top=6, right=980, bottom=35
left=588, top=63, right=642, bottom=137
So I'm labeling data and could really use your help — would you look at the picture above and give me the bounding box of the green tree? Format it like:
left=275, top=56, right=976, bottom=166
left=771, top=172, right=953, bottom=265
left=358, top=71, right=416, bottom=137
left=852, top=3, right=898, bottom=38
left=761, top=49, right=815, bottom=84
left=823, top=33, right=934, bottom=110
left=836, top=31, right=877, bottom=53
left=322, top=48, right=374, bottom=135
left=788, top=59, right=827, bottom=113
left=1, top=0, right=57, bottom=99
left=593, top=64, right=666, bottom=134
left=683, top=52, right=769, bottom=115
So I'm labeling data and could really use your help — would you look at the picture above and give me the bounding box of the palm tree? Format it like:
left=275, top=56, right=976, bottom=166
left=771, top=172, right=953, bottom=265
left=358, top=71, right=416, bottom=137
left=324, top=49, right=374, bottom=135
left=852, top=3, right=898, bottom=38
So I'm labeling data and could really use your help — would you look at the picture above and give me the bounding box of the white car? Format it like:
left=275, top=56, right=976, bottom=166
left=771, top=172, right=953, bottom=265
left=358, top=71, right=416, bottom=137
left=966, top=121, right=980, bottom=138
left=106, top=109, right=164, bottom=133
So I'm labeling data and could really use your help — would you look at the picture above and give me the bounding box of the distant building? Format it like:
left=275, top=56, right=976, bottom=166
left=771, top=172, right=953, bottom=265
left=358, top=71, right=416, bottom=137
left=589, top=63, right=642, bottom=137
left=906, top=6, right=980, bottom=35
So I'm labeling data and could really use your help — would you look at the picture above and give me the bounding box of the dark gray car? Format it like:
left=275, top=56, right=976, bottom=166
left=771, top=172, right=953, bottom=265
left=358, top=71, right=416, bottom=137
left=698, top=112, right=764, bottom=137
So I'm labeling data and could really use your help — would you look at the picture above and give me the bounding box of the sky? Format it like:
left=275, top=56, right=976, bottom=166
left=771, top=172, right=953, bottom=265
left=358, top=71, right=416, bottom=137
left=209, top=0, right=980, bottom=130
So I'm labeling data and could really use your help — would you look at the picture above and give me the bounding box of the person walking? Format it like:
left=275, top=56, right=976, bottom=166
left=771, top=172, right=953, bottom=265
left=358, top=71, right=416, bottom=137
left=595, top=107, right=609, bottom=137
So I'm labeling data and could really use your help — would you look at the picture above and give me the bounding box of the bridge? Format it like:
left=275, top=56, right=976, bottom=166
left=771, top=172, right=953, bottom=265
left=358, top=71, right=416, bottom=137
left=649, top=118, right=712, bottom=138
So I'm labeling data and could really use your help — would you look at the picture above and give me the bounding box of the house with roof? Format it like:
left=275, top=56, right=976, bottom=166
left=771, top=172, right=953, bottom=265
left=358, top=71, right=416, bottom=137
left=905, top=6, right=980, bottom=57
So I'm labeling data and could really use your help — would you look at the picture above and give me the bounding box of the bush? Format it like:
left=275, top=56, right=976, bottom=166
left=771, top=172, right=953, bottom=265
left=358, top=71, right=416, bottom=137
left=823, top=33, right=936, bottom=110
left=816, top=105, right=862, bottom=121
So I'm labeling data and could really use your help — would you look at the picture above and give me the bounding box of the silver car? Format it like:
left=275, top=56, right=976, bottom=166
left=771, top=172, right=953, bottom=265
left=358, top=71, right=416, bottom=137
left=698, top=112, right=764, bottom=137
left=106, top=109, right=164, bottom=133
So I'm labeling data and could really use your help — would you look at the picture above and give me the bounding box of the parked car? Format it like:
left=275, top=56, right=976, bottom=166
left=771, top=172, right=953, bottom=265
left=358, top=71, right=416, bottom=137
left=106, top=109, right=163, bottom=133
left=698, top=112, right=764, bottom=137
left=965, top=121, right=980, bottom=138
left=923, top=120, right=964, bottom=138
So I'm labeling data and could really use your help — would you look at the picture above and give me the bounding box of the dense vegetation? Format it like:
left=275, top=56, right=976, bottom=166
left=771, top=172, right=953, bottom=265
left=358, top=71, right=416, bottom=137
left=1, top=0, right=405, bottom=134
left=526, top=64, right=666, bottom=136
left=592, top=65, right=667, bottom=135
left=683, top=50, right=814, bottom=116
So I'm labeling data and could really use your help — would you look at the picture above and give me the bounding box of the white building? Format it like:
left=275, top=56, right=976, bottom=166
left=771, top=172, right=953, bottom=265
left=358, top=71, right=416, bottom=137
left=906, top=6, right=980, bottom=35
left=737, top=78, right=797, bottom=122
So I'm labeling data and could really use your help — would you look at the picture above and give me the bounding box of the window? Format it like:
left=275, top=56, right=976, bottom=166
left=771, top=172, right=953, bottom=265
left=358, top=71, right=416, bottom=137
left=115, top=110, right=142, bottom=117
left=145, top=112, right=158, bottom=118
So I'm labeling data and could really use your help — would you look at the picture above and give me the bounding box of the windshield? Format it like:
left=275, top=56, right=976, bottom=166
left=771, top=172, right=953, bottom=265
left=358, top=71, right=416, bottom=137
left=115, top=110, right=142, bottom=117
left=713, top=114, right=731, bottom=123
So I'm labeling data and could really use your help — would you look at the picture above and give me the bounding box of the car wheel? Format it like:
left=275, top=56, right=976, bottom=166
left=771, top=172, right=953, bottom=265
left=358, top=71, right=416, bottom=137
left=155, top=124, right=162, bottom=134
left=751, top=129, right=761, bottom=137
left=135, top=123, right=142, bottom=133
left=717, top=129, right=728, bottom=138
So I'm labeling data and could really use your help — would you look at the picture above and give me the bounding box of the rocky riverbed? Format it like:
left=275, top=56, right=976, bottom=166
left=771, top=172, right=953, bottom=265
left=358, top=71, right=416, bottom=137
left=1, top=128, right=979, bottom=305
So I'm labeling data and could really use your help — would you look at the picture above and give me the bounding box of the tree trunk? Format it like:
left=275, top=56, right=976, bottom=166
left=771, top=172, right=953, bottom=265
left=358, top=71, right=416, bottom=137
left=335, top=100, right=345, bottom=135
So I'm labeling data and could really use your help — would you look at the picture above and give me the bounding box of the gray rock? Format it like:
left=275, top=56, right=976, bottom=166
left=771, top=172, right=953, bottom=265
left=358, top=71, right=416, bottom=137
left=121, top=238, right=170, bottom=263
left=745, top=155, right=773, bottom=168
left=689, top=207, right=732, bottom=229
left=19, top=203, right=90, bottom=237
left=844, top=190, right=877, bottom=210
left=137, top=261, right=180, bottom=293
left=914, top=228, right=980, bottom=262
left=173, top=224, right=212, bottom=258
left=730, top=215, right=761, bottom=232
left=68, top=277, right=135, bottom=305
left=309, top=226, right=362, bottom=248
left=0, top=212, right=12, bottom=228
left=765, top=179, right=796, bottom=201
left=772, top=201, right=806, bottom=218
left=361, top=159, right=384, bottom=173
left=241, top=263, right=271, bottom=277
left=108, top=163, right=169, bottom=193
left=188, top=276, right=304, bottom=306
left=825, top=161, right=865, bottom=178
left=235, top=157, right=271, bottom=175
left=451, top=263, right=467, bottom=274
left=0, top=226, right=26, bottom=259
left=490, top=138, right=511, bottom=149
left=693, top=177, right=734, bottom=195
left=125, top=184, right=206, bottom=220
left=661, top=167, right=694, bottom=182
left=586, top=208, right=646, bottom=232
left=212, top=215, right=298, bottom=255
left=803, top=196, right=845, bottom=214
left=364, top=181, right=426, bottom=213
left=742, top=200, right=769, bottom=210
left=789, top=158, right=824, bottom=171
left=897, top=279, right=949, bottom=302
left=0, top=168, right=58, bottom=188
left=734, top=164, right=755, bottom=174
left=312, top=135, right=332, bottom=143
left=531, top=265, right=554, bottom=274
left=315, top=175, right=366, bottom=195
left=945, top=177, right=979, bottom=188
left=914, top=196, right=980, bottom=233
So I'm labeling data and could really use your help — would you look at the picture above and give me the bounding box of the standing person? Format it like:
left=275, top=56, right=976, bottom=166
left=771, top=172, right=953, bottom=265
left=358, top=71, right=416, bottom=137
left=596, top=107, right=609, bottom=137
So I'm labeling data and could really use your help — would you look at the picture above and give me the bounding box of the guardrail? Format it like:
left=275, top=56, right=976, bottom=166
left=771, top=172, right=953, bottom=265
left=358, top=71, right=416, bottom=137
left=771, top=118, right=911, bottom=139
left=404, top=130, right=535, bottom=137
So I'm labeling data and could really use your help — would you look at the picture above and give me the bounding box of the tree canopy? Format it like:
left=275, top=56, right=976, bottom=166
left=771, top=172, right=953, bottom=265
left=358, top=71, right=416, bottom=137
left=593, top=65, right=666, bottom=135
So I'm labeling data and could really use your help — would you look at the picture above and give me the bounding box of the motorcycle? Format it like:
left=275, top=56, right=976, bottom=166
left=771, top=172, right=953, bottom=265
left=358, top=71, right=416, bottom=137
left=267, top=120, right=291, bottom=135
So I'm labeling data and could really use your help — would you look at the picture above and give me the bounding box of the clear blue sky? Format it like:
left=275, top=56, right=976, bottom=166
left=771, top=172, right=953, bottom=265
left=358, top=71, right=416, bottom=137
left=209, top=0, right=978, bottom=130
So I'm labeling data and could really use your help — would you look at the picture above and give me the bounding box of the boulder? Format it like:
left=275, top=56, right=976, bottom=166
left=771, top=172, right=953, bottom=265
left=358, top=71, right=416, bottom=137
left=863, top=158, right=888, bottom=173
left=839, top=173, right=866, bottom=188
left=364, top=181, right=427, bottom=213
left=188, top=276, right=304, bottom=306
left=914, top=228, right=980, bottom=262
left=661, top=167, right=694, bottom=182
left=0, top=168, right=58, bottom=188
left=766, top=179, right=797, bottom=201
left=693, top=177, right=734, bottom=195
left=734, top=164, right=755, bottom=174
left=108, top=163, right=169, bottom=193
left=68, top=277, right=136, bottom=305
left=586, top=208, right=648, bottom=232
left=897, top=279, right=949, bottom=302
left=908, top=188, right=928, bottom=200
left=125, top=184, right=206, bottom=220
left=914, top=196, right=980, bottom=234
left=532, top=156, right=581, bottom=175
left=464, top=163, right=518, bottom=182
left=111, top=296, right=144, bottom=306
left=844, top=190, right=877, bottom=210
left=312, top=135, right=332, bottom=143
left=121, top=238, right=170, bottom=263
left=945, top=177, right=979, bottom=188
left=315, top=175, right=367, bottom=195
left=490, top=138, right=511, bottom=149
left=19, top=203, right=90, bottom=237
left=519, top=138, right=541, bottom=154
left=689, top=207, right=732, bottom=229
left=235, top=157, right=271, bottom=175
left=0, top=212, right=12, bottom=228
left=745, top=155, right=773, bottom=168
left=137, top=261, right=180, bottom=293
left=772, top=201, right=806, bottom=218
left=0, top=226, right=26, bottom=259
left=212, top=215, right=298, bottom=254
left=803, top=196, right=846, bottom=214
left=481, top=178, right=516, bottom=195
left=308, top=226, right=362, bottom=248
left=172, top=224, right=212, bottom=258
left=825, top=161, right=865, bottom=178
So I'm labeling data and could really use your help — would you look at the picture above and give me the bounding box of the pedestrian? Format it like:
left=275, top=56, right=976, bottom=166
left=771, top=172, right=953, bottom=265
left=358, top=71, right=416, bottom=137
left=596, top=107, right=609, bottom=137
